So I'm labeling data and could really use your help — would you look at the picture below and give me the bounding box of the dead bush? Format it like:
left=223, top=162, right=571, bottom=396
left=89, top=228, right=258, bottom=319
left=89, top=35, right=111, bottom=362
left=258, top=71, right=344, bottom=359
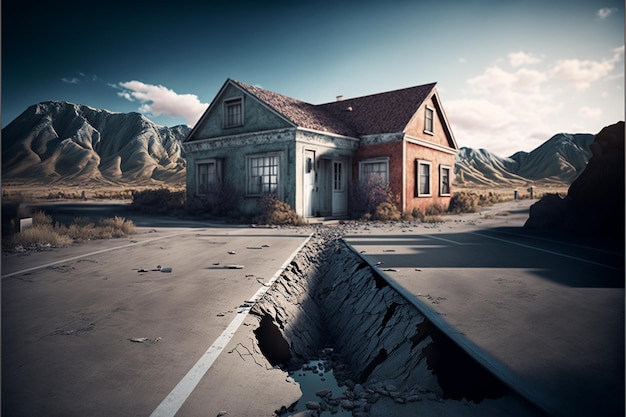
left=6, top=224, right=73, bottom=249
left=3, top=211, right=135, bottom=251
left=371, top=201, right=401, bottom=222
left=424, top=215, right=444, bottom=223
left=448, top=191, right=480, bottom=213
left=255, top=194, right=305, bottom=226
left=131, top=188, right=186, bottom=214
left=352, top=177, right=394, bottom=219
left=185, top=183, right=242, bottom=218
left=352, top=177, right=404, bottom=221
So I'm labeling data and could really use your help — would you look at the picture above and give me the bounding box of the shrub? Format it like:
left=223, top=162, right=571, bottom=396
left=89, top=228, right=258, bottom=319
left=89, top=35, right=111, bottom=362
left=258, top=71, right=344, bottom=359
left=131, top=188, right=185, bottom=214
left=352, top=176, right=405, bottom=221
left=448, top=191, right=480, bottom=213
left=352, top=176, right=394, bottom=219
left=424, top=215, right=444, bottom=223
left=371, top=201, right=401, bottom=221
left=6, top=223, right=73, bottom=249
left=255, top=194, right=305, bottom=225
left=3, top=211, right=135, bottom=251
left=185, top=183, right=242, bottom=218
left=32, top=211, right=54, bottom=226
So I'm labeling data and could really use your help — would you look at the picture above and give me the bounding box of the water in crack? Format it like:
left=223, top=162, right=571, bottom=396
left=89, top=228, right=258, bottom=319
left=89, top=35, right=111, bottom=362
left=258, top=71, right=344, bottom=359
left=285, top=359, right=352, bottom=417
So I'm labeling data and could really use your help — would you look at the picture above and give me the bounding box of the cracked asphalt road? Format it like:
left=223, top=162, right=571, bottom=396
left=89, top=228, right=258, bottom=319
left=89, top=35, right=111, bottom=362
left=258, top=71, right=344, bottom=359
left=344, top=200, right=625, bottom=417
left=2, top=219, right=310, bottom=417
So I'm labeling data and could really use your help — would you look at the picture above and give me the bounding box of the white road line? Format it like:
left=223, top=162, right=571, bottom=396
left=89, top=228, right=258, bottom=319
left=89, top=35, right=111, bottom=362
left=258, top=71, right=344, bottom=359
left=149, top=233, right=313, bottom=417
left=471, top=232, right=624, bottom=271
left=489, top=228, right=623, bottom=255
left=1, top=231, right=192, bottom=280
left=424, top=234, right=465, bottom=245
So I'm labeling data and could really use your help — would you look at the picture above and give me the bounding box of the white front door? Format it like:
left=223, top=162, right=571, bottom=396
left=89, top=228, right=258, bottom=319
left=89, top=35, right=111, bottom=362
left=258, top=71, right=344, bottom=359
left=332, top=160, right=347, bottom=216
left=303, top=150, right=316, bottom=217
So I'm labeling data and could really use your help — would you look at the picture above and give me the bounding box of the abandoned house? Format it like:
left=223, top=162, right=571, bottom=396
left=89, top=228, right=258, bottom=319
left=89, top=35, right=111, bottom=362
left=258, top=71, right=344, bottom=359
left=182, top=78, right=458, bottom=218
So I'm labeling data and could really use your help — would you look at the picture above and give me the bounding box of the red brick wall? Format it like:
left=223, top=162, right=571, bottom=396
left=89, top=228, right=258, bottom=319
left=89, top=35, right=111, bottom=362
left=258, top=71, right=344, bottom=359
left=354, top=141, right=403, bottom=205
left=404, top=95, right=453, bottom=149
left=354, top=139, right=456, bottom=215
left=405, top=142, right=455, bottom=212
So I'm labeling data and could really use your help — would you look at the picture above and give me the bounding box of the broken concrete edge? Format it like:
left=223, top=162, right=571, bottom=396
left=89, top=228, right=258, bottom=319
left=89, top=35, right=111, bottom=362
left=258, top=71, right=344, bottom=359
left=340, top=238, right=557, bottom=417
left=246, top=232, right=315, bottom=305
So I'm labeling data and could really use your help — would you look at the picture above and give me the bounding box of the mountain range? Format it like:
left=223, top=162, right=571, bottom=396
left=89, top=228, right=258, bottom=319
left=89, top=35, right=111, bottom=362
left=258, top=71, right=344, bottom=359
left=1, top=101, right=594, bottom=187
left=2, top=101, right=190, bottom=185
left=455, top=133, right=594, bottom=187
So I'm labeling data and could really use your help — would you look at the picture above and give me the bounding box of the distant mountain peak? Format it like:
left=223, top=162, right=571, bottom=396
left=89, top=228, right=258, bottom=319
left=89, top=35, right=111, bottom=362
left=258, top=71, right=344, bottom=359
left=2, top=101, right=191, bottom=185
left=455, top=133, right=595, bottom=186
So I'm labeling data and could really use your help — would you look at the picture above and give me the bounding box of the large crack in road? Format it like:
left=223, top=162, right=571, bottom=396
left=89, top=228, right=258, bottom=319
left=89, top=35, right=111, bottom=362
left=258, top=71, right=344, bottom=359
left=248, top=230, right=546, bottom=416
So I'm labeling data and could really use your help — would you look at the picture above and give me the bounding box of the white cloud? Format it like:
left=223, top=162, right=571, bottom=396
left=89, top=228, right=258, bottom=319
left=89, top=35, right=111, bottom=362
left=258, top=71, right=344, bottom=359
left=447, top=63, right=563, bottom=155
left=62, top=77, right=80, bottom=84
left=508, top=51, right=541, bottom=67
left=597, top=7, right=617, bottom=19
left=62, top=72, right=98, bottom=85
left=578, top=106, right=603, bottom=120
left=445, top=47, right=624, bottom=156
left=117, top=91, right=134, bottom=101
left=117, top=81, right=208, bottom=126
left=550, top=46, right=624, bottom=90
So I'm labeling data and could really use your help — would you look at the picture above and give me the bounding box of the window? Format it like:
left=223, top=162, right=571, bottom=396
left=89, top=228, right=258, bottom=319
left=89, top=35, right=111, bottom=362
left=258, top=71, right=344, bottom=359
left=196, top=159, right=222, bottom=195
left=224, top=97, right=243, bottom=128
left=440, top=165, right=451, bottom=196
left=415, top=160, right=431, bottom=196
left=424, top=106, right=434, bottom=134
left=359, top=159, right=389, bottom=185
left=247, top=154, right=279, bottom=195
left=333, top=161, right=343, bottom=191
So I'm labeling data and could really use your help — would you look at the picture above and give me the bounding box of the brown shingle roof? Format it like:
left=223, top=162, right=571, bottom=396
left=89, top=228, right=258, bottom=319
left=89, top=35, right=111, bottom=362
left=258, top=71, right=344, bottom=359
left=318, top=83, right=437, bottom=135
left=231, top=79, right=436, bottom=137
left=231, top=80, right=357, bottom=136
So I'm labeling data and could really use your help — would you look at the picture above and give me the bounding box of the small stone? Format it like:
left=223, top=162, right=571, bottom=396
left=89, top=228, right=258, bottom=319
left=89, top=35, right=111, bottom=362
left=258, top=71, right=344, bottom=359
left=375, top=388, right=389, bottom=396
left=339, top=399, right=355, bottom=410
left=366, top=393, right=380, bottom=403
left=316, top=389, right=331, bottom=398
left=353, top=384, right=364, bottom=395
left=407, top=394, right=423, bottom=402
left=385, top=384, right=398, bottom=392
left=394, top=397, right=406, bottom=404
left=216, top=411, right=227, bottom=417
left=305, top=401, right=321, bottom=410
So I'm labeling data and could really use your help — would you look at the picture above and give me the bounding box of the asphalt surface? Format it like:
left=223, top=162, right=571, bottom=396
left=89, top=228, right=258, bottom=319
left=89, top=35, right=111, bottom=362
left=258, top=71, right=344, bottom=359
left=2, top=200, right=624, bottom=417
left=344, top=200, right=625, bottom=417
left=2, top=219, right=311, bottom=417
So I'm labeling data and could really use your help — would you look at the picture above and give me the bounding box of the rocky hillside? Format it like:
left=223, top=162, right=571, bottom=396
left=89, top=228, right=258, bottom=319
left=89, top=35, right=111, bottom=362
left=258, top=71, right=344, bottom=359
left=1, top=101, right=191, bottom=185
left=2, top=101, right=599, bottom=189
left=455, top=133, right=595, bottom=186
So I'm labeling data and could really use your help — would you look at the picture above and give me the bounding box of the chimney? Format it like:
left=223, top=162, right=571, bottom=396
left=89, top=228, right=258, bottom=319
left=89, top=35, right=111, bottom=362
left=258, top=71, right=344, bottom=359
left=336, top=95, right=344, bottom=101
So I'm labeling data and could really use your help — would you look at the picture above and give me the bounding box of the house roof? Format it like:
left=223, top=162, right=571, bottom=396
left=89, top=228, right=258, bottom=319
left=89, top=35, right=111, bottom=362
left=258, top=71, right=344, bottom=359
left=318, top=83, right=437, bottom=136
left=230, top=79, right=357, bottom=137
left=231, top=79, right=438, bottom=137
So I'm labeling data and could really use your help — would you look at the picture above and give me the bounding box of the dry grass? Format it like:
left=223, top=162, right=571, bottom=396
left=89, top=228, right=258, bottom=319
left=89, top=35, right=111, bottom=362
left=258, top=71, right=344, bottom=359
left=2, top=183, right=186, bottom=201
left=452, top=184, right=569, bottom=201
left=3, top=211, right=135, bottom=251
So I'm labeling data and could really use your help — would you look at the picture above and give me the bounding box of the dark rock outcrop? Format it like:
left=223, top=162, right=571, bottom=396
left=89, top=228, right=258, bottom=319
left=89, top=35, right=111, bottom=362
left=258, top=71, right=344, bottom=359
left=524, top=121, right=625, bottom=238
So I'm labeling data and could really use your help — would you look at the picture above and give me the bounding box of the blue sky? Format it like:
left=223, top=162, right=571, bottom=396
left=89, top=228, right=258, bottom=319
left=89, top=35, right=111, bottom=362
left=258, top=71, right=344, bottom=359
left=2, top=0, right=623, bottom=156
